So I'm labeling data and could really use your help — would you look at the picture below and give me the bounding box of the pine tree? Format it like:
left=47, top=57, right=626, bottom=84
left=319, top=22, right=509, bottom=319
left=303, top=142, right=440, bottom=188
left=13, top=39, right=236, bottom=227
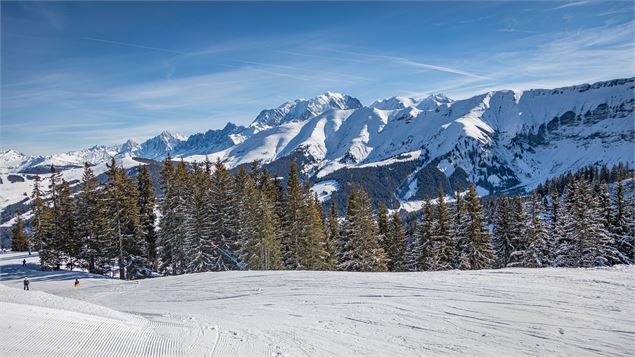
left=413, top=196, right=434, bottom=271
left=10, top=210, right=30, bottom=251
left=250, top=193, right=282, bottom=270
left=524, top=192, right=549, bottom=267
left=104, top=158, right=144, bottom=279
left=184, top=162, right=213, bottom=272
left=76, top=163, right=109, bottom=274
left=282, top=162, right=305, bottom=269
left=377, top=203, right=390, bottom=254
left=554, top=179, right=577, bottom=267
left=137, top=165, right=158, bottom=269
left=337, top=186, right=387, bottom=271
left=613, top=180, right=634, bottom=263
left=41, top=165, right=64, bottom=269
left=507, top=196, right=529, bottom=267
left=452, top=185, right=470, bottom=269
left=298, top=194, right=329, bottom=270
left=57, top=179, right=80, bottom=270
left=208, top=158, right=241, bottom=270
left=575, top=179, right=618, bottom=267
left=30, top=175, right=52, bottom=257
left=463, top=184, right=494, bottom=270
left=547, top=184, right=562, bottom=264
left=493, top=196, right=514, bottom=268
left=324, top=201, right=339, bottom=270
left=386, top=212, right=408, bottom=271
left=429, top=187, right=454, bottom=270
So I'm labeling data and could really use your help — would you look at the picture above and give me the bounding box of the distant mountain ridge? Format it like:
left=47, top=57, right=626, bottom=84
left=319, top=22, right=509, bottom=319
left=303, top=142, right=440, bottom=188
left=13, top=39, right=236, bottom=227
left=1, top=77, right=633, bottom=215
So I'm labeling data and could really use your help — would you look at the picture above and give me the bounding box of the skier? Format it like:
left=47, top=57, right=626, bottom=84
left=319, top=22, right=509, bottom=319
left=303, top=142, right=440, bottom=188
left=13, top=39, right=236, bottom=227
left=23, top=278, right=29, bottom=291
left=28, top=246, right=32, bottom=255
left=22, top=259, right=26, bottom=267
left=74, top=279, right=80, bottom=288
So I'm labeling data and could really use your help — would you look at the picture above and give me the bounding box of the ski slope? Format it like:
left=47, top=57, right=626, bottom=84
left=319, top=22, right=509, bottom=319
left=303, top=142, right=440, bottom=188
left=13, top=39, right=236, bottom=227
left=1, top=252, right=634, bottom=356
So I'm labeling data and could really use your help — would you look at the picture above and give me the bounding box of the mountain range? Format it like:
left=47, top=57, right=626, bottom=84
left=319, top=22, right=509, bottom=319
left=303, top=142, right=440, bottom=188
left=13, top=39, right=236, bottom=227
left=1, top=77, right=633, bottom=222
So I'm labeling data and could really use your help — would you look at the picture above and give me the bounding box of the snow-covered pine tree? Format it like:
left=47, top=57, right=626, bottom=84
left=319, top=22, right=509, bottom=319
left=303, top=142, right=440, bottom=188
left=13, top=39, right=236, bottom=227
left=613, top=180, right=634, bottom=263
left=158, top=154, right=176, bottom=273
left=413, top=196, right=434, bottom=271
left=452, top=185, right=470, bottom=269
left=524, top=192, right=549, bottom=267
left=186, top=162, right=215, bottom=272
left=429, top=187, right=454, bottom=270
left=547, top=183, right=562, bottom=264
left=76, top=163, right=110, bottom=274
left=137, top=165, right=158, bottom=270
left=337, top=186, right=387, bottom=271
left=10, top=210, right=30, bottom=251
left=463, top=184, right=494, bottom=270
left=386, top=212, right=408, bottom=271
left=575, top=179, right=618, bottom=267
left=208, top=158, right=241, bottom=270
left=507, top=196, right=529, bottom=267
left=336, top=184, right=356, bottom=269
left=492, top=196, right=514, bottom=268
left=554, top=179, right=577, bottom=267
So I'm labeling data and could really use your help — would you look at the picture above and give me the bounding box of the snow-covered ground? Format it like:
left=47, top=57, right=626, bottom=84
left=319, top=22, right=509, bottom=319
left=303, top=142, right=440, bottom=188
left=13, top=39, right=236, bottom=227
left=1, top=252, right=634, bottom=356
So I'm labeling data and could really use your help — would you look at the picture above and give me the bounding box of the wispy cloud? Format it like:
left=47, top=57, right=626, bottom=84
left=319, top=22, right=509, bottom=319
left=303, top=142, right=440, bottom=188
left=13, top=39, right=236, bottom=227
left=83, top=37, right=185, bottom=55
left=551, top=1, right=589, bottom=11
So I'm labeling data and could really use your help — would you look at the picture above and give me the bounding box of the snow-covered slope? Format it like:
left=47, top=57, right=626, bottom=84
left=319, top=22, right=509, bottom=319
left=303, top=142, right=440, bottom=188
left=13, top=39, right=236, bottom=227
left=2, top=78, right=633, bottom=214
left=1, top=252, right=634, bottom=357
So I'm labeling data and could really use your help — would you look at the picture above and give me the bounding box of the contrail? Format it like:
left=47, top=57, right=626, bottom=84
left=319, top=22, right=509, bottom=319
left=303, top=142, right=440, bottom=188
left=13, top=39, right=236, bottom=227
left=83, top=37, right=184, bottom=55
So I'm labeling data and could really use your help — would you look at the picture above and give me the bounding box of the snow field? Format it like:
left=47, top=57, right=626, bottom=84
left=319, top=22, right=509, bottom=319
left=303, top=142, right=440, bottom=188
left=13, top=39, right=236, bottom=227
left=1, top=252, right=634, bottom=356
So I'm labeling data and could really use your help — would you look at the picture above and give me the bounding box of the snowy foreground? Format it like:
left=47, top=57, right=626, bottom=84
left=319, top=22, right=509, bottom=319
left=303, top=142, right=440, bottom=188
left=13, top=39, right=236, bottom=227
left=1, top=253, right=634, bottom=357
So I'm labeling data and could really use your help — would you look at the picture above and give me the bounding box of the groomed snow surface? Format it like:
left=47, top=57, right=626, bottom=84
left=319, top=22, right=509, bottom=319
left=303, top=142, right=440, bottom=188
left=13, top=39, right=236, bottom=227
left=1, top=253, right=633, bottom=357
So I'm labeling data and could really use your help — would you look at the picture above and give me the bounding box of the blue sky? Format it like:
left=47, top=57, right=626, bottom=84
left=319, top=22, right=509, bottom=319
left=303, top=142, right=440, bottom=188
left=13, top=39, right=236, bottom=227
left=2, top=1, right=633, bottom=154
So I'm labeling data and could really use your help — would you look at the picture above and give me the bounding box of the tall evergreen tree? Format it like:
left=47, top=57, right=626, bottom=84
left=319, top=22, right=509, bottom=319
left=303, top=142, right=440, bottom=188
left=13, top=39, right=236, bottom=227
left=413, top=196, right=434, bottom=271
left=186, top=162, right=216, bottom=272
left=337, top=187, right=387, bottom=271
left=281, top=162, right=305, bottom=269
left=507, top=196, right=529, bottom=267
left=386, top=212, right=408, bottom=271
left=613, top=180, right=634, bottom=263
left=429, top=187, right=454, bottom=270
left=76, top=163, right=109, bottom=273
left=10, top=210, right=30, bottom=251
left=324, top=201, right=339, bottom=270
left=452, top=185, right=469, bottom=269
left=57, top=180, right=80, bottom=270
left=137, top=165, right=158, bottom=269
left=208, top=158, right=241, bottom=270
left=493, top=196, right=514, bottom=268
left=463, top=184, right=494, bottom=270
left=104, top=158, right=144, bottom=279
left=30, top=175, right=51, bottom=256
left=524, top=192, right=549, bottom=267
left=377, top=203, right=390, bottom=254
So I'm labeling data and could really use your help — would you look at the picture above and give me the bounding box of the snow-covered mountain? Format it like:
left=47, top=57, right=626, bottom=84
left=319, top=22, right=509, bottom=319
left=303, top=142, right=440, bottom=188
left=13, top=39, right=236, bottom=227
left=1, top=78, right=633, bottom=218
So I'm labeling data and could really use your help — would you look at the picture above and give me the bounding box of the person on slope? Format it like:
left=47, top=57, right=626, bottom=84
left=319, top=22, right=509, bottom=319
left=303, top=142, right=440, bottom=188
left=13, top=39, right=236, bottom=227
left=74, top=279, right=80, bottom=288
left=23, top=278, right=29, bottom=291
left=22, top=259, right=26, bottom=267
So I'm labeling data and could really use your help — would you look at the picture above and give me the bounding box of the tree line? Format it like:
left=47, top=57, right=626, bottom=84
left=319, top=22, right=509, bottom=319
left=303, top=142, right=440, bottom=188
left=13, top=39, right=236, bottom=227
left=12, top=157, right=634, bottom=279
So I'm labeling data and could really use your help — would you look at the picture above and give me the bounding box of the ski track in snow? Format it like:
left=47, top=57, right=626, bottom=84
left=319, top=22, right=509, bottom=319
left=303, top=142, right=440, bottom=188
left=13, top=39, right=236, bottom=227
left=1, top=252, right=634, bottom=356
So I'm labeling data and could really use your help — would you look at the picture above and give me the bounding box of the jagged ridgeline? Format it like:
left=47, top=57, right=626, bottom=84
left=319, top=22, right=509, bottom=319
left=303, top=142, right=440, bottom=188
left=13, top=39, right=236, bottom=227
left=12, top=159, right=635, bottom=278
left=2, top=78, right=633, bottom=219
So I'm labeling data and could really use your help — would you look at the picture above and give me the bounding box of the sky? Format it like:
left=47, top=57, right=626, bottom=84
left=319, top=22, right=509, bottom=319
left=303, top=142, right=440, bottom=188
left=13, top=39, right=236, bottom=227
left=1, top=1, right=634, bottom=155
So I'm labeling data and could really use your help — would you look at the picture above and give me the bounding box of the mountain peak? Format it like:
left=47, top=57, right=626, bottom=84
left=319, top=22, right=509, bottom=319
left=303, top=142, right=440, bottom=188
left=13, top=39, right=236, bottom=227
left=250, top=92, right=363, bottom=132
